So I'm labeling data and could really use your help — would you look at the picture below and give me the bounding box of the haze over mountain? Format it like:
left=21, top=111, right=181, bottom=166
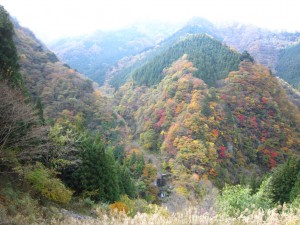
left=1, top=3, right=300, bottom=225
left=48, top=17, right=300, bottom=90
left=49, top=23, right=179, bottom=85
left=1, top=0, right=300, bottom=43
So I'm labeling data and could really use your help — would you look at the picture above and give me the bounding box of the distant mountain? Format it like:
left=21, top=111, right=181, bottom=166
left=49, top=24, right=179, bottom=85
left=219, top=23, right=300, bottom=72
left=107, top=18, right=220, bottom=89
left=107, top=19, right=300, bottom=89
left=160, top=17, right=221, bottom=46
left=48, top=18, right=300, bottom=89
left=160, top=19, right=300, bottom=72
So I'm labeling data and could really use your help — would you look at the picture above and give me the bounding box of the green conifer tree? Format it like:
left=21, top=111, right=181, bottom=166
left=270, top=157, right=300, bottom=204
left=76, top=136, right=120, bottom=202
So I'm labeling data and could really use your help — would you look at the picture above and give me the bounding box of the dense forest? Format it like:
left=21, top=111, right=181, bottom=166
left=116, top=55, right=300, bottom=193
left=131, top=35, right=240, bottom=87
left=1, top=5, right=300, bottom=224
left=0, top=6, right=159, bottom=223
left=276, top=43, right=300, bottom=90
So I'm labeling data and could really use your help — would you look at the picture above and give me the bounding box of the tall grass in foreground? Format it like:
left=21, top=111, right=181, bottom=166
left=30, top=207, right=300, bottom=225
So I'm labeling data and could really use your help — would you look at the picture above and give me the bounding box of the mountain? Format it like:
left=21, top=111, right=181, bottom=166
left=276, top=43, right=300, bottom=89
left=49, top=24, right=179, bottom=85
left=0, top=7, right=143, bottom=223
left=1, top=4, right=300, bottom=224
left=8, top=8, right=300, bottom=199
left=159, top=17, right=221, bottom=46
left=107, top=21, right=300, bottom=90
left=219, top=23, right=300, bottom=72
left=158, top=19, right=300, bottom=74
left=116, top=54, right=300, bottom=193
left=131, top=34, right=240, bottom=87
left=12, top=18, right=126, bottom=147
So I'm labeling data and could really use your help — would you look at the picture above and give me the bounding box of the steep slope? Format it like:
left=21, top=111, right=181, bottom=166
left=109, top=20, right=300, bottom=89
left=116, top=54, right=300, bottom=199
left=277, top=77, right=300, bottom=110
left=0, top=7, right=74, bottom=223
left=12, top=19, right=125, bottom=146
left=0, top=6, right=45, bottom=160
left=49, top=25, right=178, bottom=85
left=48, top=18, right=300, bottom=90
left=219, top=24, right=300, bottom=72
left=132, top=34, right=240, bottom=87
left=9, top=12, right=165, bottom=208
left=276, top=43, right=300, bottom=89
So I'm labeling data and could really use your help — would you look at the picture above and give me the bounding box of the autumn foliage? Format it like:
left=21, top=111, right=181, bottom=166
left=116, top=57, right=300, bottom=190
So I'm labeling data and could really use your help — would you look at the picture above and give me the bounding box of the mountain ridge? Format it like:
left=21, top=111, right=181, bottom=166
left=1, top=5, right=300, bottom=223
left=49, top=17, right=300, bottom=89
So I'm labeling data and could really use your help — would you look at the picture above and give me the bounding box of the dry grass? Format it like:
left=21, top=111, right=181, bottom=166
left=28, top=207, right=300, bottom=225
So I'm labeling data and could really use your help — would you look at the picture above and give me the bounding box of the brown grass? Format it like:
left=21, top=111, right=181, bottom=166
left=28, top=207, right=300, bottom=225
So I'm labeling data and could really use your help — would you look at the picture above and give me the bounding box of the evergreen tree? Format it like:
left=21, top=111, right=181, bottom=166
left=105, top=148, right=120, bottom=202
left=119, top=165, right=136, bottom=198
left=276, top=43, right=300, bottom=89
left=240, top=50, right=254, bottom=63
left=270, top=156, right=300, bottom=204
left=0, top=6, right=23, bottom=87
left=76, top=136, right=120, bottom=202
left=35, top=97, right=45, bottom=125
left=201, top=95, right=212, bottom=116
left=290, top=172, right=300, bottom=200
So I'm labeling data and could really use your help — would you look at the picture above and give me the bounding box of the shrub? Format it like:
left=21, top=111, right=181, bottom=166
left=217, top=184, right=254, bottom=216
left=109, top=202, right=128, bottom=214
left=24, top=162, right=73, bottom=203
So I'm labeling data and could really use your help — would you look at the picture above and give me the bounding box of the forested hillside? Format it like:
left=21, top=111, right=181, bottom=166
left=131, top=35, right=240, bottom=87
left=276, top=43, right=300, bottom=89
left=116, top=55, right=300, bottom=198
left=12, top=19, right=126, bottom=146
left=51, top=18, right=300, bottom=90
left=1, top=4, right=300, bottom=224
left=49, top=24, right=179, bottom=85
left=219, top=24, right=300, bottom=72
left=0, top=6, right=159, bottom=224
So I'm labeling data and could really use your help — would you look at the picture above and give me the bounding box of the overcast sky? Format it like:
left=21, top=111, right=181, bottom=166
left=1, top=0, right=300, bottom=43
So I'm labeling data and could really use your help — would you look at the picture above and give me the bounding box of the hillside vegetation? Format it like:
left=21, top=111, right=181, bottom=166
left=49, top=24, right=178, bottom=85
left=276, top=43, right=300, bottom=89
left=51, top=18, right=300, bottom=90
left=1, top=5, right=300, bottom=225
left=132, top=35, right=240, bottom=87
left=13, top=18, right=126, bottom=147
left=117, top=56, right=300, bottom=193
left=0, top=6, right=157, bottom=223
